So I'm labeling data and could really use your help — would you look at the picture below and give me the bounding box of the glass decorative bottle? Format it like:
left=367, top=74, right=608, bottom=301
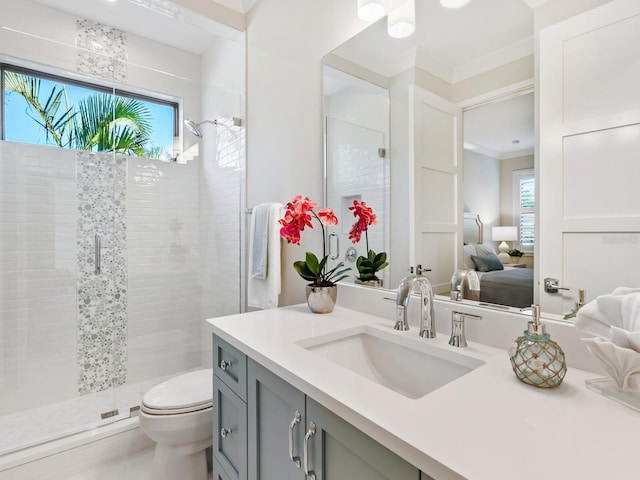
left=509, top=305, right=567, bottom=388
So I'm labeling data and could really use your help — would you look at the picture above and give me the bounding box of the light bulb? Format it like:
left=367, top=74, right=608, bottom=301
left=387, top=0, right=415, bottom=38
left=357, top=0, right=386, bottom=22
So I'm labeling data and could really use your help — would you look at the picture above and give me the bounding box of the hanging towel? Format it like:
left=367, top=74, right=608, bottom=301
left=250, top=203, right=271, bottom=279
left=247, top=202, right=283, bottom=309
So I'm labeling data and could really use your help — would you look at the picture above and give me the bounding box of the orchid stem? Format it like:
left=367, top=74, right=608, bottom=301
left=312, top=211, right=326, bottom=274
left=365, top=229, right=369, bottom=255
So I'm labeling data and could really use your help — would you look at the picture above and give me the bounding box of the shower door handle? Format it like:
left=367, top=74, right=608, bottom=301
left=329, top=233, right=339, bottom=260
left=95, top=234, right=101, bottom=275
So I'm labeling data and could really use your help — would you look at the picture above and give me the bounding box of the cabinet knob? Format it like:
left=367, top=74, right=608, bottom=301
left=220, top=427, right=232, bottom=439
left=220, top=359, right=232, bottom=371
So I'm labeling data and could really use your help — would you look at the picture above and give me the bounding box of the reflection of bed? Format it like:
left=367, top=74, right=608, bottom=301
left=479, top=268, right=533, bottom=308
left=463, top=213, right=533, bottom=309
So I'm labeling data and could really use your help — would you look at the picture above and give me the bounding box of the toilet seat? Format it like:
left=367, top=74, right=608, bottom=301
left=141, top=401, right=213, bottom=416
left=142, top=369, right=213, bottom=415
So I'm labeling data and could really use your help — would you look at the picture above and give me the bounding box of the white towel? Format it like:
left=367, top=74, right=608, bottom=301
left=247, top=202, right=283, bottom=310
left=250, top=203, right=270, bottom=279
left=575, top=287, right=640, bottom=338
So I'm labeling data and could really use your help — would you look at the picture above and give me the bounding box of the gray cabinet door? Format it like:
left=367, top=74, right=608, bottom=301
left=306, top=398, right=420, bottom=480
left=248, top=359, right=306, bottom=480
left=213, top=376, right=247, bottom=480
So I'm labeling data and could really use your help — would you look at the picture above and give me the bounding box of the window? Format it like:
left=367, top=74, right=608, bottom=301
left=514, top=168, right=535, bottom=249
left=2, top=64, right=178, bottom=160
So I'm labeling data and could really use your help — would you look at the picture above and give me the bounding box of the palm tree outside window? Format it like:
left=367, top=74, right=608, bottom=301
left=1, top=65, right=177, bottom=160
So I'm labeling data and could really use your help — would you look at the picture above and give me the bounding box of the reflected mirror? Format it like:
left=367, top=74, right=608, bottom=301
left=323, top=65, right=391, bottom=287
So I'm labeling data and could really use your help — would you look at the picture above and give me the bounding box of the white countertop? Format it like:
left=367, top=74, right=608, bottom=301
left=208, top=305, right=639, bottom=480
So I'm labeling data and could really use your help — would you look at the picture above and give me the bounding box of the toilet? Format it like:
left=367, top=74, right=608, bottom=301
left=139, top=369, right=214, bottom=480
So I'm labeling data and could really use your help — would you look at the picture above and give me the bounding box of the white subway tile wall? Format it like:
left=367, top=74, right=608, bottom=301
left=199, top=121, right=245, bottom=349
left=126, top=158, right=201, bottom=384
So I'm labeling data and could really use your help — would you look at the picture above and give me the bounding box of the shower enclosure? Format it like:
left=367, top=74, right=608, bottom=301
left=0, top=0, right=245, bottom=459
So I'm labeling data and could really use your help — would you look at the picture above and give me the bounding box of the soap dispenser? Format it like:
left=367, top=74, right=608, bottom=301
left=508, top=305, right=567, bottom=388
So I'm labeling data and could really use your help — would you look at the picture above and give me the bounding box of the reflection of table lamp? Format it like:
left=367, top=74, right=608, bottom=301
left=492, top=226, right=518, bottom=264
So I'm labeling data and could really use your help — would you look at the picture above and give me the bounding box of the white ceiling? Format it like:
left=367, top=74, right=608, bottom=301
left=212, top=0, right=259, bottom=13
left=334, top=0, right=534, bottom=82
left=464, top=91, right=534, bottom=159
left=330, top=0, right=536, bottom=157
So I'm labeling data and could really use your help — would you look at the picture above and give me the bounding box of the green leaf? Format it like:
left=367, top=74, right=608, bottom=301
left=293, top=260, right=317, bottom=282
left=304, top=252, right=321, bottom=276
left=373, top=251, right=386, bottom=264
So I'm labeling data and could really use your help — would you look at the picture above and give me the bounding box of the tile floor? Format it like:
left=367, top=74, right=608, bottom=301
left=65, top=448, right=214, bottom=480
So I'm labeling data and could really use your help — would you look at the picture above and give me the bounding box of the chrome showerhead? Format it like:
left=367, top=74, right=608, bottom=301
left=184, top=117, right=242, bottom=137
left=184, top=119, right=203, bottom=137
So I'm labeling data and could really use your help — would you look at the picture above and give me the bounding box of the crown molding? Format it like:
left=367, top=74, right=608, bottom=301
left=452, top=36, right=534, bottom=83
left=520, top=0, right=551, bottom=8
left=500, top=148, right=535, bottom=160
left=464, top=141, right=501, bottom=159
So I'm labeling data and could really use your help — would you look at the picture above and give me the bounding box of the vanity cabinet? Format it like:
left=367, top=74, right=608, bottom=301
left=213, top=334, right=433, bottom=480
left=247, top=359, right=306, bottom=479
left=247, top=358, right=423, bottom=480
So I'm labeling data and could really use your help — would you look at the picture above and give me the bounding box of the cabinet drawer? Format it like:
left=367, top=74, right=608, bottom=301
left=213, top=376, right=247, bottom=480
left=214, top=335, right=247, bottom=400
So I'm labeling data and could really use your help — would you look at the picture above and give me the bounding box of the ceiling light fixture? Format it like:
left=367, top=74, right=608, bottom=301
left=387, top=0, right=415, bottom=39
left=440, top=0, right=472, bottom=8
left=358, top=0, right=415, bottom=39
left=357, top=0, right=386, bottom=22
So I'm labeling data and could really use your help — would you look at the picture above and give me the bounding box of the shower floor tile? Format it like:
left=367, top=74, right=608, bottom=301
left=0, top=370, right=195, bottom=455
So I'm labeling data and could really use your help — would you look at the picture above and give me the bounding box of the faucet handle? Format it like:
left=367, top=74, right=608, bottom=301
left=414, top=264, right=432, bottom=276
left=449, top=312, right=482, bottom=348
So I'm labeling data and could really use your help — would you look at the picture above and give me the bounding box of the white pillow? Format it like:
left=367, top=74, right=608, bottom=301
left=463, top=244, right=477, bottom=269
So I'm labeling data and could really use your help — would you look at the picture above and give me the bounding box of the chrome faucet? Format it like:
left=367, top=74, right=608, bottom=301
left=394, top=274, right=436, bottom=338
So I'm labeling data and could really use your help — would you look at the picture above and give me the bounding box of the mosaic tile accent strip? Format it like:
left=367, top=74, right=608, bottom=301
left=76, top=151, right=128, bottom=395
left=76, top=19, right=127, bottom=82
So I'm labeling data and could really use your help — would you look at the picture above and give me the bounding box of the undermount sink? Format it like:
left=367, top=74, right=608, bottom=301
left=298, top=326, right=485, bottom=399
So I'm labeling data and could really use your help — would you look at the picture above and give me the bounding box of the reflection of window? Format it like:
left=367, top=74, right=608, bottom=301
left=1, top=64, right=177, bottom=160
left=514, top=168, right=535, bottom=249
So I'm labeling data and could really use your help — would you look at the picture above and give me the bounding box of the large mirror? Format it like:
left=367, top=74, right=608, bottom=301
left=324, top=0, right=640, bottom=320
left=323, top=0, right=539, bottom=312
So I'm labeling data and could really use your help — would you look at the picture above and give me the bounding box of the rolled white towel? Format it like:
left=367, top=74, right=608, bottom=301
left=621, top=292, right=640, bottom=332
left=575, top=288, right=640, bottom=338
left=609, top=326, right=640, bottom=353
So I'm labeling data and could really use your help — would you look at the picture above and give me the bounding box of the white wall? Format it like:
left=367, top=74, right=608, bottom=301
left=463, top=149, right=501, bottom=241
left=246, top=0, right=369, bottom=305
left=500, top=154, right=534, bottom=226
